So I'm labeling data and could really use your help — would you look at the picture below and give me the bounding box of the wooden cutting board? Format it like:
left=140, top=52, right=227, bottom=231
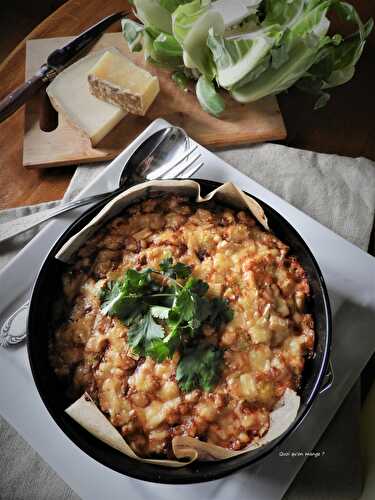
left=23, top=32, right=286, bottom=168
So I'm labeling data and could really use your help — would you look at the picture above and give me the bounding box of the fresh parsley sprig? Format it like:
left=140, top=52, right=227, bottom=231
left=159, top=257, right=192, bottom=280
left=127, top=309, right=164, bottom=355
left=176, top=344, right=223, bottom=393
left=100, top=258, right=233, bottom=391
left=100, top=268, right=166, bottom=321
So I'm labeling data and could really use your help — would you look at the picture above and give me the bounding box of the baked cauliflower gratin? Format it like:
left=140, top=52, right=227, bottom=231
left=50, top=194, right=315, bottom=458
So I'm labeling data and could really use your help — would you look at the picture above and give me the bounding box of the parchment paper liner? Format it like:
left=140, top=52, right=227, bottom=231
left=58, top=179, right=300, bottom=466
left=56, top=180, right=268, bottom=262
left=66, top=389, right=299, bottom=467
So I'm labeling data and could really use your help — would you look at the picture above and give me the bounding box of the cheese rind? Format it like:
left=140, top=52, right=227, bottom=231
left=46, top=49, right=126, bottom=146
left=88, top=50, right=160, bottom=116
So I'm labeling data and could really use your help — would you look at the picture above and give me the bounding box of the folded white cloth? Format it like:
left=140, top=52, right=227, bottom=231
left=1, top=143, right=374, bottom=500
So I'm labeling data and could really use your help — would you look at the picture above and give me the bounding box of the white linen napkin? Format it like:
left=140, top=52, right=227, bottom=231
left=0, top=144, right=374, bottom=500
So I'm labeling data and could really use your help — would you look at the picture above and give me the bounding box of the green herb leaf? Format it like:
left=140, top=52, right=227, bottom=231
left=100, top=268, right=153, bottom=317
left=174, top=286, right=196, bottom=322
left=159, top=257, right=192, bottom=279
left=124, top=268, right=153, bottom=291
left=176, top=344, right=223, bottom=392
left=162, top=276, right=233, bottom=351
left=150, top=305, right=171, bottom=319
left=186, top=276, right=209, bottom=296
left=145, top=338, right=173, bottom=361
left=170, top=277, right=207, bottom=326
left=207, top=297, right=234, bottom=327
left=128, top=310, right=165, bottom=354
left=100, top=282, right=143, bottom=318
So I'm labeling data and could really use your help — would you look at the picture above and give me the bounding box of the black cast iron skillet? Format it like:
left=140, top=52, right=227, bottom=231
left=27, top=179, right=332, bottom=484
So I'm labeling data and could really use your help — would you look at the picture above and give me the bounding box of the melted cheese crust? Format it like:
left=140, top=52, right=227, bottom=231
left=50, top=195, right=314, bottom=457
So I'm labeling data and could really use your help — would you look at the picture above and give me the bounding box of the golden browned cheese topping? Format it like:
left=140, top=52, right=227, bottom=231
left=49, top=195, right=314, bottom=457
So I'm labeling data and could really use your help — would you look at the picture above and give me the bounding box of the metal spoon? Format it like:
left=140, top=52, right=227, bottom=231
left=0, top=126, right=202, bottom=243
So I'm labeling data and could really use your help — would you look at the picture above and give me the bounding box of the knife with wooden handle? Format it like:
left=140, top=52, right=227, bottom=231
left=0, top=11, right=128, bottom=123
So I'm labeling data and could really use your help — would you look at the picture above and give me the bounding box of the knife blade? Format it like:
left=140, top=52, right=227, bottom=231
left=0, top=11, right=128, bottom=124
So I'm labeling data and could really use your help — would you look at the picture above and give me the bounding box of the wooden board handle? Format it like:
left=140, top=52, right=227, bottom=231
left=0, top=66, right=48, bottom=123
left=39, top=88, right=58, bottom=132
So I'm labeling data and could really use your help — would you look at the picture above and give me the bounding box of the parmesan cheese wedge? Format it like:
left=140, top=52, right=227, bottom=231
left=46, top=49, right=126, bottom=146
left=88, top=50, right=160, bottom=116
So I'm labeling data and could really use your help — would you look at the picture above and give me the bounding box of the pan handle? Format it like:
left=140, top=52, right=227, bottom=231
left=0, top=301, right=29, bottom=347
left=319, top=360, right=334, bottom=394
